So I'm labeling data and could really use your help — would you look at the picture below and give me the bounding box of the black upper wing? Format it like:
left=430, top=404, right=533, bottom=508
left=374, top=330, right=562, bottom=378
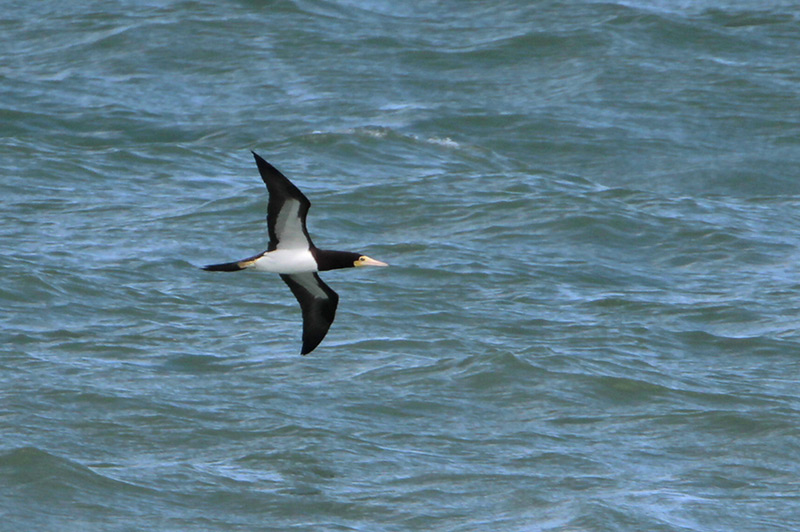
left=280, top=272, right=339, bottom=355
left=252, top=152, right=313, bottom=251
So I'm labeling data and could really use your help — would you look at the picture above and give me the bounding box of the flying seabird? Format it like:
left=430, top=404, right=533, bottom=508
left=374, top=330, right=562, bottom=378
left=203, top=152, right=387, bottom=355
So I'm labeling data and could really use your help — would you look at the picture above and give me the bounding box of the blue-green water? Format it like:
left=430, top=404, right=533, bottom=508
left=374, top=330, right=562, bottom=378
left=3, top=1, right=800, bottom=530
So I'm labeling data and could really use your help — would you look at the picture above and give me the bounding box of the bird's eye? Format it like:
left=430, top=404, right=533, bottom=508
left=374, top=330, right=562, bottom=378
left=359, top=257, right=366, bottom=262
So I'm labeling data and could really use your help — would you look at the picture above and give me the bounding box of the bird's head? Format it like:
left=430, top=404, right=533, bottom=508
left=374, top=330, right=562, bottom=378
left=315, top=250, right=388, bottom=271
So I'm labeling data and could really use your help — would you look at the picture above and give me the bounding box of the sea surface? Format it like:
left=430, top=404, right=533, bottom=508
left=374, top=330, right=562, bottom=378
left=2, top=1, right=800, bottom=530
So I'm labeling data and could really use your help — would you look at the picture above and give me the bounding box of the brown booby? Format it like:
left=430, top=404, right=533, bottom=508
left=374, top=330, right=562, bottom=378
left=203, top=152, right=387, bottom=355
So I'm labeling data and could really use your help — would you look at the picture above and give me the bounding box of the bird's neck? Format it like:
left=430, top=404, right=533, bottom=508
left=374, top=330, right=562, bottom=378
left=313, top=249, right=360, bottom=271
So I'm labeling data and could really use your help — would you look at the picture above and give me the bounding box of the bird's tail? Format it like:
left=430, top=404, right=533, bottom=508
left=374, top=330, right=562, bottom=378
left=202, top=261, right=246, bottom=272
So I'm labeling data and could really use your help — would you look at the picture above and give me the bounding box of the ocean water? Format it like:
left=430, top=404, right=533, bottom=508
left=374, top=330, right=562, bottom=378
left=2, top=0, right=800, bottom=530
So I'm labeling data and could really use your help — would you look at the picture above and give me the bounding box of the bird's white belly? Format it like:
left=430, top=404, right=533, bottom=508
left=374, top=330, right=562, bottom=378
left=251, top=249, right=318, bottom=274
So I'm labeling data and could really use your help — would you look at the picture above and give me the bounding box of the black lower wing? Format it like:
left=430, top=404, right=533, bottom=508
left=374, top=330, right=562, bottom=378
left=280, top=272, right=340, bottom=355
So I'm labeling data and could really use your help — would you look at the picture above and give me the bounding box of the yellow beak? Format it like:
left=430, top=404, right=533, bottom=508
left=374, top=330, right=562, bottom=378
left=357, top=256, right=388, bottom=267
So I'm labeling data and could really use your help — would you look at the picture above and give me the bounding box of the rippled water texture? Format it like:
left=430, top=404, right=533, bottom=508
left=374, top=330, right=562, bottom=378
left=2, top=1, right=800, bottom=530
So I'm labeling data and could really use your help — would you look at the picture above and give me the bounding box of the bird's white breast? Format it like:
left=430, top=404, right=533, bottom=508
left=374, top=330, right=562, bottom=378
left=251, top=249, right=318, bottom=274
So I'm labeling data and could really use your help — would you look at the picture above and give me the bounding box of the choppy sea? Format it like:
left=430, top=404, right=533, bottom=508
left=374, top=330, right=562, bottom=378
left=3, top=1, right=800, bottom=530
